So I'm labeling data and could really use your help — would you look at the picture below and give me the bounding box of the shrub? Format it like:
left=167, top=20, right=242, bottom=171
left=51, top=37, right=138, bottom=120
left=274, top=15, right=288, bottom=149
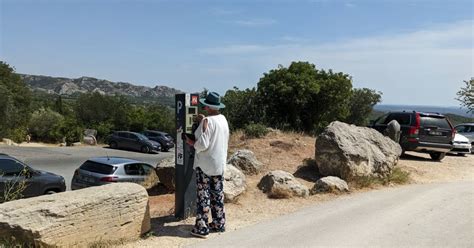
left=29, top=108, right=64, bottom=142
left=244, top=123, right=269, bottom=138
left=351, top=167, right=411, bottom=188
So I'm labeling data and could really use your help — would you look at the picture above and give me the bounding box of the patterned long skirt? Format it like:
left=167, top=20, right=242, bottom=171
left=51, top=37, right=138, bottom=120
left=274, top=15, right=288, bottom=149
left=192, top=167, right=226, bottom=235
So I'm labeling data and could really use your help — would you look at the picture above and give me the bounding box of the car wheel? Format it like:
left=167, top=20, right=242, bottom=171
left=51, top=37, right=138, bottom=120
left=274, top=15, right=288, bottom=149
left=110, top=141, right=118, bottom=149
left=141, top=146, right=151, bottom=153
left=45, top=190, right=57, bottom=195
left=430, top=152, right=446, bottom=161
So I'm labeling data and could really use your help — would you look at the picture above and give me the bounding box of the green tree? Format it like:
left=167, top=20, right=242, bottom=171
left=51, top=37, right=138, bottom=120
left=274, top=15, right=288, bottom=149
left=346, top=88, right=382, bottom=126
left=0, top=61, right=32, bottom=141
left=221, top=87, right=262, bottom=130
left=256, top=61, right=353, bottom=133
left=456, top=78, right=474, bottom=113
left=28, top=108, right=64, bottom=142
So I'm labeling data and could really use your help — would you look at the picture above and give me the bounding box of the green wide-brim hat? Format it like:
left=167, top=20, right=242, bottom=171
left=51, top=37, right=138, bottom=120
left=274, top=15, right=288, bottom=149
left=200, top=92, right=226, bottom=109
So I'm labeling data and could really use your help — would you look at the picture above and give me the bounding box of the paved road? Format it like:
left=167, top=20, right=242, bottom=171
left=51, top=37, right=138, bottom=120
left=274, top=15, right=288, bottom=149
left=0, top=145, right=173, bottom=190
left=191, top=181, right=474, bottom=248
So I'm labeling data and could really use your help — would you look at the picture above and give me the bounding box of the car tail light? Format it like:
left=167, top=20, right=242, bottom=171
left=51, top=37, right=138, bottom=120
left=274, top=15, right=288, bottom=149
left=408, top=113, right=421, bottom=135
left=100, top=176, right=118, bottom=182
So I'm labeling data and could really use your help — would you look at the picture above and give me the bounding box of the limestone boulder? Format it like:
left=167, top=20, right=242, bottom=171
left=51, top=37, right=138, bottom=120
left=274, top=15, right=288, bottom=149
left=2, top=138, right=18, bottom=146
left=83, top=135, right=97, bottom=146
left=315, top=121, right=402, bottom=180
left=227, top=149, right=263, bottom=175
left=311, top=176, right=349, bottom=194
left=257, top=170, right=309, bottom=198
left=0, top=183, right=150, bottom=247
left=223, top=164, right=246, bottom=202
left=156, top=156, right=175, bottom=191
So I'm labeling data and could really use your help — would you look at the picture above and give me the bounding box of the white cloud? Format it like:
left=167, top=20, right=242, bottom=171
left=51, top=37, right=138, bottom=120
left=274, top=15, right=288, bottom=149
left=196, top=20, right=474, bottom=106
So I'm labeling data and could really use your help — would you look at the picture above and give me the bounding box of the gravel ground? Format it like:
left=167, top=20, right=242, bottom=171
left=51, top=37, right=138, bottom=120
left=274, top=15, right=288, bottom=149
left=120, top=132, right=474, bottom=248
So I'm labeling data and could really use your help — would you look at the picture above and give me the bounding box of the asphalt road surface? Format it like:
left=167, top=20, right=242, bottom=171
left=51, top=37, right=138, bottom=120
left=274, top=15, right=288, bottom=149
left=191, top=181, right=474, bottom=248
left=0, top=145, right=173, bottom=190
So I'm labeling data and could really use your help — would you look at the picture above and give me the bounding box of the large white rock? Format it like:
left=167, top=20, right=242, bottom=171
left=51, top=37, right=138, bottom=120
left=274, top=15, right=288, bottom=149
left=311, top=176, right=349, bottom=194
left=227, top=149, right=263, bottom=175
left=223, top=164, right=246, bottom=202
left=315, top=121, right=402, bottom=180
left=0, top=183, right=150, bottom=247
left=257, top=170, right=309, bottom=198
left=156, top=156, right=175, bottom=191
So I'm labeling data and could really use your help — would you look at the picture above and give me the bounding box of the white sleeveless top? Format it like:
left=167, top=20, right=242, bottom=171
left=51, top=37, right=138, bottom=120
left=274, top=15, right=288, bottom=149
left=193, top=114, right=230, bottom=176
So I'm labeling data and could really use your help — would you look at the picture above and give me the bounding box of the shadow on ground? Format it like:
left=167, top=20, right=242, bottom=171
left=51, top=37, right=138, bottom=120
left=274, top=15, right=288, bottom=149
left=150, top=215, right=194, bottom=238
left=293, top=158, right=321, bottom=182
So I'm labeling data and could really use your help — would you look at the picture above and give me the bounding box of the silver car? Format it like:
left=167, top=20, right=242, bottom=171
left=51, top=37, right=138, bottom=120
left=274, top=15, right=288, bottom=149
left=455, top=123, right=474, bottom=146
left=71, top=157, right=156, bottom=190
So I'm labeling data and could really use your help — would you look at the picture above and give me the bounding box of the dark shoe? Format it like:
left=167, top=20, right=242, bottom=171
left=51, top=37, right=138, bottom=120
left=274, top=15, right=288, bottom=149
left=209, top=223, right=225, bottom=233
left=190, top=229, right=209, bottom=239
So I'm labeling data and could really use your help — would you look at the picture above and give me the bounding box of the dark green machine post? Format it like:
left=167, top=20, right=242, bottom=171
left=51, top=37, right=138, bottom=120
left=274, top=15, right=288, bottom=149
left=175, top=93, right=199, bottom=219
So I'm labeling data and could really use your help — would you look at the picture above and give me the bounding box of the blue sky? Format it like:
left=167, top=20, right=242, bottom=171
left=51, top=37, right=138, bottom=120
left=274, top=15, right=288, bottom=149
left=1, top=0, right=473, bottom=106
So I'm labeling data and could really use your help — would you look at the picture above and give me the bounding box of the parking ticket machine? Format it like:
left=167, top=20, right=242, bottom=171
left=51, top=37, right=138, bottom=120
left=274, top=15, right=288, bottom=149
left=175, top=93, right=199, bottom=219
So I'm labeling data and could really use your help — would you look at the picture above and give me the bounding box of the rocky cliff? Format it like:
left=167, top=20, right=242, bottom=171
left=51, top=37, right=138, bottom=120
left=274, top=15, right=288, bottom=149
left=20, top=74, right=183, bottom=98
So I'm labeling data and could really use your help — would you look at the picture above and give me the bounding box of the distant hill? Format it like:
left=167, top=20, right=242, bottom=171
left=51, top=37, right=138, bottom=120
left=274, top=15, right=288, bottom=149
left=374, top=104, right=472, bottom=118
left=20, top=74, right=183, bottom=100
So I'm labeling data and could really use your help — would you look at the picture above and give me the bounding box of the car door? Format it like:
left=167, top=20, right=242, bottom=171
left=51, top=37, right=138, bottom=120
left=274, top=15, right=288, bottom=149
left=121, top=163, right=147, bottom=183
left=0, top=158, right=38, bottom=199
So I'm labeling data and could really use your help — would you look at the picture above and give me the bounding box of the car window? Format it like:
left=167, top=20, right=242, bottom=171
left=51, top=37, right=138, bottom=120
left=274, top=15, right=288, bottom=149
left=142, top=164, right=154, bottom=175
left=386, top=113, right=411, bottom=125
left=374, top=114, right=389, bottom=125
left=124, top=163, right=146, bottom=176
left=118, top=132, right=128, bottom=138
left=455, top=125, right=468, bottom=133
left=0, top=159, right=25, bottom=176
left=420, top=117, right=451, bottom=129
left=80, top=161, right=116, bottom=174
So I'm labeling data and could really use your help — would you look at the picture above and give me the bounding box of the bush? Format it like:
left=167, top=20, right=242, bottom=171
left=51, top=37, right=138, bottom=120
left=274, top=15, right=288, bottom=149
left=28, top=108, right=64, bottom=142
left=244, top=123, right=269, bottom=138
left=351, top=167, right=411, bottom=188
left=8, top=128, right=27, bottom=143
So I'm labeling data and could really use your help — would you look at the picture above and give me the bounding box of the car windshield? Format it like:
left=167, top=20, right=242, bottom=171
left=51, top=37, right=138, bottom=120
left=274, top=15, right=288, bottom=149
left=80, top=161, right=117, bottom=174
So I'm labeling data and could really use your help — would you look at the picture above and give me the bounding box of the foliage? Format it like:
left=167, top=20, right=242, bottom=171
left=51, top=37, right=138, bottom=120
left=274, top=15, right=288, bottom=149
left=346, top=88, right=382, bottom=126
left=445, top=113, right=474, bottom=126
left=0, top=169, right=28, bottom=203
left=456, top=78, right=474, bottom=113
left=256, top=62, right=353, bottom=134
left=29, top=108, right=64, bottom=142
left=351, top=168, right=410, bottom=188
left=0, top=61, right=32, bottom=140
left=243, top=123, right=269, bottom=138
left=221, top=87, right=262, bottom=130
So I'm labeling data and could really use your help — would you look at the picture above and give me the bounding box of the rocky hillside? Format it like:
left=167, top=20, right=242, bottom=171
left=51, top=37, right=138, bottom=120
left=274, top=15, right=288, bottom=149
left=20, top=74, right=183, bottom=98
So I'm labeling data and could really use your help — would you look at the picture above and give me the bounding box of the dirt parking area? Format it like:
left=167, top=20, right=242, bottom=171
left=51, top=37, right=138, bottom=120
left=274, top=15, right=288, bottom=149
left=122, top=131, right=474, bottom=248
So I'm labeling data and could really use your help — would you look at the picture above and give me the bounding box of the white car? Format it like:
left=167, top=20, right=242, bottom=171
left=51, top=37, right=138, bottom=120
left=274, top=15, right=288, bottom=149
left=450, top=133, right=472, bottom=155
left=454, top=123, right=474, bottom=153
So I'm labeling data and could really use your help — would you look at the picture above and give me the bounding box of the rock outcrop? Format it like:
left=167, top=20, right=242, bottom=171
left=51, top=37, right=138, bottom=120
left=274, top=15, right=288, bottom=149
left=258, top=170, right=309, bottom=198
left=315, top=121, right=402, bottom=180
left=156, top=156, right=176, bottom=191
left=0, top=183, right=150, bottom=247
left=227, top=150, right=263, bottom=175
left=311, top=176, right=349, bottom=194
left=223, top=164, right=246, bottom=202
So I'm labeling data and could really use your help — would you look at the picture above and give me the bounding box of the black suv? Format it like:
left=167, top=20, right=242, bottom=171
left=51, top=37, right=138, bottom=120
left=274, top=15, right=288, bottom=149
left=141, top=130, right=175, bottom=152
left=0, top=154, right=66, bottom=202
left=108, top=131, right=161, bottom=153
left=370, top=111, right=454, bottom=161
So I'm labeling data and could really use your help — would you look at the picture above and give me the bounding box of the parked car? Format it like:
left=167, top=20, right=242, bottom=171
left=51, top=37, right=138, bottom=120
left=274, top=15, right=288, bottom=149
left=71, top=157, right=156, bottom=190
left=107, top=131, right=161, bottom=153
left=370, top=111, right=454, bottom=161
left=0, top=154, right=66, bottom=201
left=142, top=130, right=175, bottom=152
left=449, top=133, right=472, bottom=155
left=454, top=123, right=474, bottom=150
